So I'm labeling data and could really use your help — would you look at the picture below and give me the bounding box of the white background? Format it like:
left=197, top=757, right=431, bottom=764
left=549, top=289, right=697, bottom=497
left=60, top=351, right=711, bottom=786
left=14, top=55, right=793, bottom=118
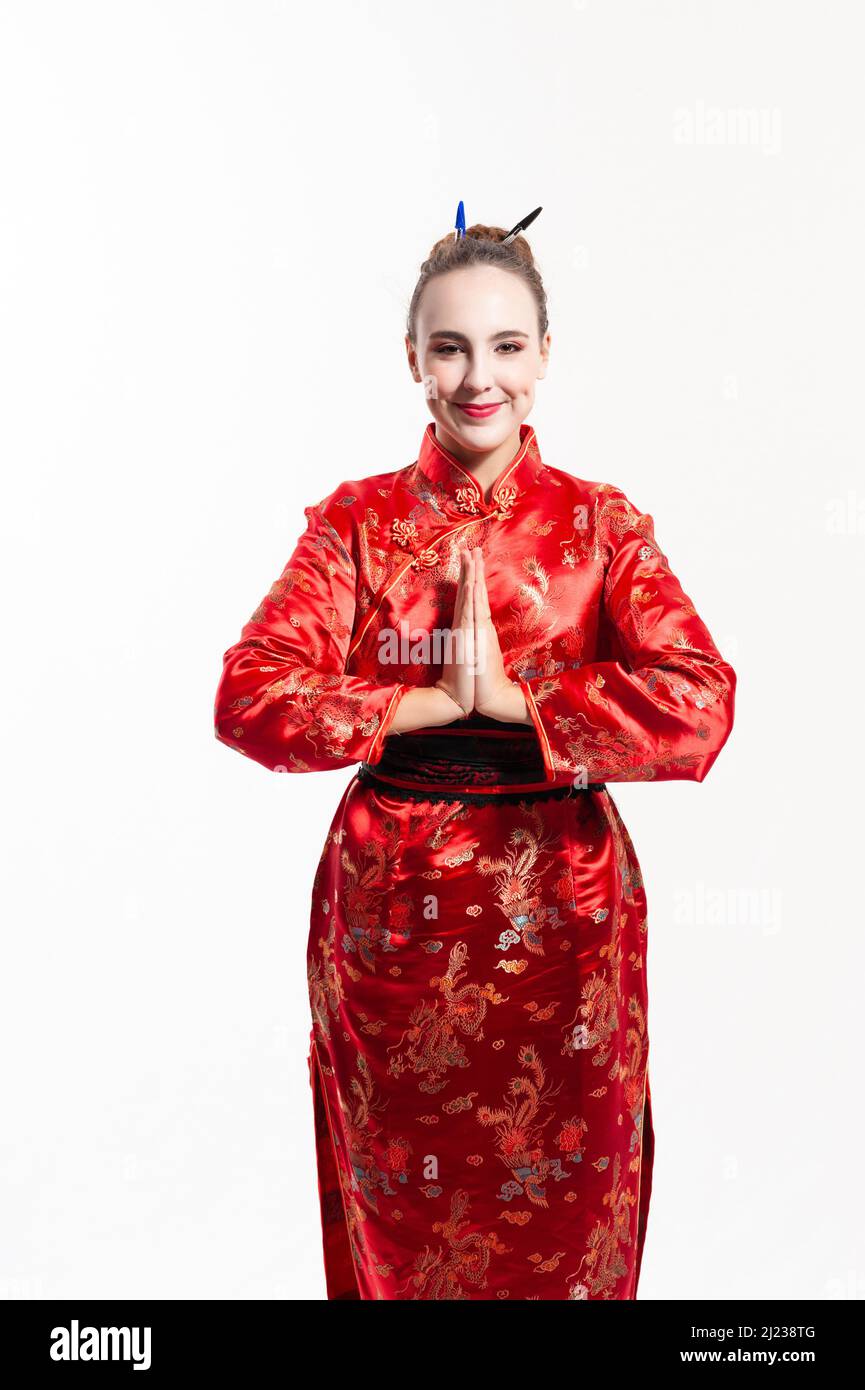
left=1, top=0, right=863, bottom=1301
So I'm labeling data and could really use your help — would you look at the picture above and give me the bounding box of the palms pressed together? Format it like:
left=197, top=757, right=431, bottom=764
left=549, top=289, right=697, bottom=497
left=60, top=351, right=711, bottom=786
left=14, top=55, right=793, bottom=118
left=435, top=546, right=528, bottom=725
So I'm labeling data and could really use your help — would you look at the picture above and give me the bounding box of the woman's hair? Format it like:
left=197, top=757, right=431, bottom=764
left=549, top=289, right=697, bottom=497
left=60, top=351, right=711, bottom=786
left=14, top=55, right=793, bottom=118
left=406, top=222, right=549, bottom=345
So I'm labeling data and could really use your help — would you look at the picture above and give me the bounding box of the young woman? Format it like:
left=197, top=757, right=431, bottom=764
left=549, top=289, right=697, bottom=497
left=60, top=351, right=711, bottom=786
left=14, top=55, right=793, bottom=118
left=213, top=213, right=737, bottom=1300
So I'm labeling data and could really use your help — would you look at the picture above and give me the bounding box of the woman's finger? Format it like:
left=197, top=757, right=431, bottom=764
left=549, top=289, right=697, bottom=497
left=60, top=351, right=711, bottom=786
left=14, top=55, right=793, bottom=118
left=462, top=547, right=475, bottom=669
left=464, top=548, right=474, bottom=620
left=456, top=546, right=473, bottom=626
left=474, top=547, right=491, bottom=623
left=454, top=546, right=474, bottom=634
left=452, top=547, right=466, bottom=624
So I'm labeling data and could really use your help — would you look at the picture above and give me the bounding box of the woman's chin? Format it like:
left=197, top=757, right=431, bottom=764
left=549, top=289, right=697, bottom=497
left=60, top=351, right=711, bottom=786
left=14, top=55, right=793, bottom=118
left=438, top=405, right=517, bottom=448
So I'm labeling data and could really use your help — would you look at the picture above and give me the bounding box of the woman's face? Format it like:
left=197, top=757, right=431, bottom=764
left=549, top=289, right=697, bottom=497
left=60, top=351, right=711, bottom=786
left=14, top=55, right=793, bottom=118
left=407, top=264, right=550, bottom=456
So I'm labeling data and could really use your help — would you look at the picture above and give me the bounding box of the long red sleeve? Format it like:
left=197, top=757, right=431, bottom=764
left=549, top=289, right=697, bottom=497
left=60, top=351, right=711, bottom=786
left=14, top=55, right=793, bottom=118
left=516, top=487, right=737, bottom=784
left=214, top=499, right=408, bottom=773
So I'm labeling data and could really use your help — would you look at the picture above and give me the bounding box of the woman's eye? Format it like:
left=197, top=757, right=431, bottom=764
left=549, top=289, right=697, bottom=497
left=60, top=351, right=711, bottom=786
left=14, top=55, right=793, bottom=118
left=433, top=342, right=523, bottom=356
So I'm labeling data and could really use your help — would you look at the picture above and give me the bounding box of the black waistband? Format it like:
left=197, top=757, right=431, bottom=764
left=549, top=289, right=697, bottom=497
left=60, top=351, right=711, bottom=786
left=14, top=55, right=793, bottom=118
left=357, top=725, right=606, bottom=805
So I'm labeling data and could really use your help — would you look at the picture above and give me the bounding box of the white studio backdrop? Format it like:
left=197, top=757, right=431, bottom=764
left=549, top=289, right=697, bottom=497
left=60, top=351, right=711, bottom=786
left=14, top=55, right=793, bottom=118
left=1, top=0, right=862, bottom=1300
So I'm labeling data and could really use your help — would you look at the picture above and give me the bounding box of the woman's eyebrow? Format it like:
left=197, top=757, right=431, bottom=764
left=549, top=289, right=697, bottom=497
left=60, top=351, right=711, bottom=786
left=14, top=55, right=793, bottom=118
left=428, top=329, right=530, bottom=341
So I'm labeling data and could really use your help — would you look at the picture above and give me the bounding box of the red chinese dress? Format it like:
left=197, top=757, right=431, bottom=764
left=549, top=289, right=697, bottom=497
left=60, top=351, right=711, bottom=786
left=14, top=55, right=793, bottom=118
left=213, top=421, right=737, bottom=1300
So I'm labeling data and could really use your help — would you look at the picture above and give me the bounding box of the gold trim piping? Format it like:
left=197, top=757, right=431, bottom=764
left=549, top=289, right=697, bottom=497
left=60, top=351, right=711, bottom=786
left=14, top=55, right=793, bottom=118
left=517, top=678, right=555, bottom=782
left=426, top=423, right=535, bottom=505
left=491, top=430, right=533, bottom=501
left=427, top=428, right=483, bottom=499
left=367, top=683, right=408, bottom=764
left=346, top=515, right=492, bottom=663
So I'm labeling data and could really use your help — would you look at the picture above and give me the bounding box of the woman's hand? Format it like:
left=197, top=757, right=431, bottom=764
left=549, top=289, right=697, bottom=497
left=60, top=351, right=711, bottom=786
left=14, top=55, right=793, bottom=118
left=471, top=548, right=530, bottom=724
left=434, top=545, right=477, bottom=719
left=391, top=546, right=530, bottom=732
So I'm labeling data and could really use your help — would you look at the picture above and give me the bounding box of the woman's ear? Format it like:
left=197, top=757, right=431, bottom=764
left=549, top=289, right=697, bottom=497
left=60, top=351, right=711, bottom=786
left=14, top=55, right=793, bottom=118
left=537, top=330, right=551, bottom=379
left=404, top=333, right=422, bottom=382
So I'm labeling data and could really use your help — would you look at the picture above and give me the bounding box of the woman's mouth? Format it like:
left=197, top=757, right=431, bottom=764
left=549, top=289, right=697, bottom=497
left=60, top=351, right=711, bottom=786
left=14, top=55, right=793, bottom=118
left=453, top=401, right=506, bottom=419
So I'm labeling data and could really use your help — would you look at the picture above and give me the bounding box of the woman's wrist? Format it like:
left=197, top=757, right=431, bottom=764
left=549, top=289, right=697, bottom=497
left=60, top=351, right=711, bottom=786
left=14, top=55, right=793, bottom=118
left=474, top=679, right=530, bottom=725
left=388, top=683, right=469, bottom=735
left=507, top=678, right=531, bottom=725
left=433, top=680, right=471, bottom=720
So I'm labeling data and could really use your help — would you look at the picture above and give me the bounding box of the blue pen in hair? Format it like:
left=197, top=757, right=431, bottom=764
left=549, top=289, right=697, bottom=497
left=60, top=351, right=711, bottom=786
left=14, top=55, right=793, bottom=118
left=454, top=200, right=466, bottom=240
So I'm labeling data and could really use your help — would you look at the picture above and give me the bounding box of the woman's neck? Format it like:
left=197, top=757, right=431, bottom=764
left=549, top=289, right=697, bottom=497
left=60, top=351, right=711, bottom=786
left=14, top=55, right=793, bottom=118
left=434, top=423, right=523, bottom=503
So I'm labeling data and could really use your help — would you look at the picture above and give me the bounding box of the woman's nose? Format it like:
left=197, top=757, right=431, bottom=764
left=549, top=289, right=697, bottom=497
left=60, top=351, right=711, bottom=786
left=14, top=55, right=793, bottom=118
left=461, top=355, right=496, bottom=391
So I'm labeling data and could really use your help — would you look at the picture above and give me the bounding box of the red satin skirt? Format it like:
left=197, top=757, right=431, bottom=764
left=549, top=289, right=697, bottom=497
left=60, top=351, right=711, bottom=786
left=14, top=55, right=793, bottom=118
left=305, top=723, right=654, bottom=1299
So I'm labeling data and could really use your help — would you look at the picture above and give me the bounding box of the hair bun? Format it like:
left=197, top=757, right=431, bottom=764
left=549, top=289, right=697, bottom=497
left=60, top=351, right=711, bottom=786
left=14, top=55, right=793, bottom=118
left=426, top=222, right=536, bottom=266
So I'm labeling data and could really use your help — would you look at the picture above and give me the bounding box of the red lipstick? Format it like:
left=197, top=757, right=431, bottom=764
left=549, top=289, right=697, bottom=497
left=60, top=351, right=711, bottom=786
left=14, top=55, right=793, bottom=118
left=453, top=401, right=505, bottom=419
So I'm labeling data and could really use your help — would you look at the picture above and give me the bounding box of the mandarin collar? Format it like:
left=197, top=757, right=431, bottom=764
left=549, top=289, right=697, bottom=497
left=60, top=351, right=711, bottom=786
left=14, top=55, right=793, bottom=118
left=412, top=421, right=544, bottom=518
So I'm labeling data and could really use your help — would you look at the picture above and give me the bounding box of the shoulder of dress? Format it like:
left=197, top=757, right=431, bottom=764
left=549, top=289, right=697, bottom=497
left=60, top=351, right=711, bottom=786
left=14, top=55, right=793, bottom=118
left=593, top=483, right=659, bottom=556
left=304, top=465, right=412, bottom=558
left=534, top=465, right=635, bottom=515
left=536, top=462, right=617, bottom=497
left=313, top=466, right=410, bottom=518
left=555, top=474, right=653, bottom=523
left=538, top=470, right=658, bottom=559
